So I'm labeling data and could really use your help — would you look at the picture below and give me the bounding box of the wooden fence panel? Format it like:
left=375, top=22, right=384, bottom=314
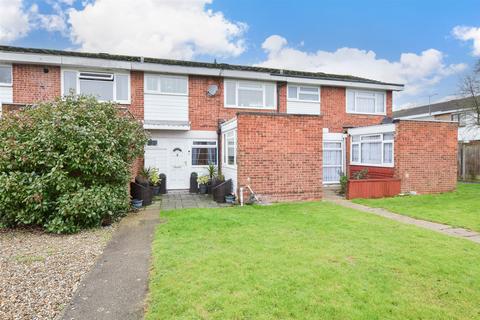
left=459, top=142, right=480, bottom=181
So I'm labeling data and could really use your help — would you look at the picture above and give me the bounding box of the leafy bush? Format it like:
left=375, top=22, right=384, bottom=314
left=0, top=96, right=147, bottom=233
left=352, top=169, right=369, bottom=180
left=339, top=174, right=348, bottom=195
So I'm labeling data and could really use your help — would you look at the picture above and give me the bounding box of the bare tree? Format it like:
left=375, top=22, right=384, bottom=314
left=458, top=61, right=480, bottom=126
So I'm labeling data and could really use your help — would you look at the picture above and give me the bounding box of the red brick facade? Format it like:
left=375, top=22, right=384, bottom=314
left=394, top=120, right=458, bottom=194
left=236, top=113, right=323, bottom=202
left=12, top=64, right=61, bottom=104
left=321, top=87, right=392, bottom=132
left=128, top=71, right=144, bottom=120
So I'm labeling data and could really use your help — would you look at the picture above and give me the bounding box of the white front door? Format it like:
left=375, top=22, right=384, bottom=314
left=323, top=140, right=344, bottom=184
left=168, top=143, right=190, bottom=189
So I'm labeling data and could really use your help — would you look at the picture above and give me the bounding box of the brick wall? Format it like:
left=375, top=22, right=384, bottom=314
left=394, top=120, right=458, bottom=194
left=321, top=87, right=392, bottom=132
left=13, top=64, right=61, bottom=104
left=236, top=112, right=323, bottom=202
left=128, top=71, right=144, bottom=120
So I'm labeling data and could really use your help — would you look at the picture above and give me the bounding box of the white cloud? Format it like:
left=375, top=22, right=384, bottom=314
left=0, top=0, right=30, bottom=42
left=452, top=26, right=480, bottom=56
left=257, top=35, right=467, bottom=102
left=67, top=0, right=247, bottom=59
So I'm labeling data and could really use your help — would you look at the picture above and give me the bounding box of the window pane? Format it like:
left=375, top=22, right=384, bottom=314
left=300, top=87, right=318, bottom=93
left=352, top=144, right=359, bottom=162
left=192, top=147, right=217, bottom=165
left=0, top=66, right=12, bottom=84
left=376, top=92, right=385, bottom=112
left=80, top=79, right=114, bottom=101
left=238, top=81, right=262, bottom=89
left=347, top=90, right=355, bottom=111
left=238, top=88, right=263, bottom=107
left=383, top=132, right=394, bottom=140
left=361, top=142, right=382, bottom=164
left=288, top=86, right=298, bottom=99
left=265, top=84, right=275, bottom=108
left=146, top=77, right=158, bottom=91
left=225, top=81, right=236, bottom=105
left=63, top=71, right=77, bottom=95
left=193, top=141, right=216, bottom=145
left=299, top=93, right=319, bottom=101
left=324, top=150, right=341, bottom=165
left=116, top=74, right=129, bottom=101
left=352, top=135, right=360, bottom=142
left=361, top=135, right=381, bottom=141
left=324, top=142, right=341, bottom=149
left=160, top=77, right=187, bottom=94
left=384, top=142, right=393, bottom=163
left=356, top=96, right=376, bottom=113
left=227, top=137, right=235, bottom=165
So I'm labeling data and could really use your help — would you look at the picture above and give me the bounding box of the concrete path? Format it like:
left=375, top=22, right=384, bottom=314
left=324, top=196, right=480, bottom=244
left=161, top=190, right=232, bottom=210
left=62, top=202, right=162, bottom=320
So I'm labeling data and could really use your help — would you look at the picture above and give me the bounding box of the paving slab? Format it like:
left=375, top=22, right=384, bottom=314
left=61, top=203, right=162, bottom=320
left=160, top=190, right=232, bottom=210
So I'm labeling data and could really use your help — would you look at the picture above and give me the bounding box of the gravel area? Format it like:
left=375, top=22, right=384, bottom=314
left=0, top=225, right=117, bottom=320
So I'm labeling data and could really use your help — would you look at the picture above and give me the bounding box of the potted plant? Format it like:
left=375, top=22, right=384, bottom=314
left=149, top=168, right=161, bottom=196
left=197, top=175, right=210, bottom=194
left=136, top=167, right=151, bottom=186
left=206, top=163, right=218, bottom=194
left=131, top=198, right=143, bottom=209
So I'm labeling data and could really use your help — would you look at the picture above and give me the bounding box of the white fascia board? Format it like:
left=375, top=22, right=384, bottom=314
left=0, top=51, right=404, bottom=91
left=221, top=118, right=237, bottom=132
left=348, top=123, right=396, bottom=135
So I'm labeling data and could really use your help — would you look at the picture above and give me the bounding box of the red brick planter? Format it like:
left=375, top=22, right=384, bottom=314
left=347, top=178, right=401, bottom=200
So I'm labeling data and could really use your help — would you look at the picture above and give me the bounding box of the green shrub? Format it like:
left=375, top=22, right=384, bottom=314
left=339, top=174, right=348, bottom=195
left=0, top=96, right=147, bottom=233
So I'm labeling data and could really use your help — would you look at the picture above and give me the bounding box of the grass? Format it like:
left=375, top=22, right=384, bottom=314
left=146, top=202, right=480, bottom=320
left=354, top=183, right=480, bottom=232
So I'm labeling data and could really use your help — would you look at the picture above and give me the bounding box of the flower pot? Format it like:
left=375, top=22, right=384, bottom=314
left=225, top=194, right=236, bottom=204
left=151, top=185, right=160, bottom=196
left=131, top=199, right=143, bottom=209
left=199, top=184, right=207, bottom=194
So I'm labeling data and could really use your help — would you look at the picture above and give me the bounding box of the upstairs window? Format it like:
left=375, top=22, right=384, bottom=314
left=62, top=70, right=130, bottom=103
left=0, top=65, right=12, bottom=86
left=346, top=89, right=386, bottom=115
left=145, top=74, right=188, bottom=95
left=224, top=80, right=276, bottom=109
left=351, top=132, right=394, bottom=167
left=192, top=141, right=217, bottom=166
left=287, top=85, right=320, bottom=102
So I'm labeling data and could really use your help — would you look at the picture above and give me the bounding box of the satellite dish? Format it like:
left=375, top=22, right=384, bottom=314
left=207, top=84, right=218, bottom=96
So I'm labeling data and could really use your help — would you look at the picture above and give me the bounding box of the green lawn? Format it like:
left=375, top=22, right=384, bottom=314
left=354, top=183, right=480, bottom=232
left=146, top=202, right=480, bottom=320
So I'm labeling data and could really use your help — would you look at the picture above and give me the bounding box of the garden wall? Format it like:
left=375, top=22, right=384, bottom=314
left=394, top=120, right=458, bottom=194
left=236, top=112, right=323, bottom=202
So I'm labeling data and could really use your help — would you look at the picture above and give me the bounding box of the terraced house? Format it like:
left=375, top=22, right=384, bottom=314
left=0, top=46, right=458, bottom=201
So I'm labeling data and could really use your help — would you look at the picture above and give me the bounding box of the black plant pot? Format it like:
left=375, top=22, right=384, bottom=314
left=151, top=185, right=160, bottom=196
left=199, top=184, right=208, bottom=194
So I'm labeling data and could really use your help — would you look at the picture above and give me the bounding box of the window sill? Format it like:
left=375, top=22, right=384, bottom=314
left=350, top=162, right=394, bottom=168
left=222, top=164, right=237, bottom=170
left=346, top=111, right=387, bottom=116
left=144, top=91, right=188, bottom=96
left=224, top=105, right=276, bottom=110
left=0, top=83, right=12, bottom=87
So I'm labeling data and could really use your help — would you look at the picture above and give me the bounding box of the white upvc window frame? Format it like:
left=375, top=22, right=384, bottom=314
left=346, top=88, right=386, bottom=115
left=191, top=140, right=218, bottom=167
left=222, top=129, right=237, bottom=168
left=61, top=68, right=131, bottom=104
left=287, top=84, right=320, bottom=102
left=224, top=79, right=276, bottom=110
left=144, top=73, right=188, bottom=96
left=0, top=64, right=12, bottom=87
left=350, top=132, right=394, bottom=168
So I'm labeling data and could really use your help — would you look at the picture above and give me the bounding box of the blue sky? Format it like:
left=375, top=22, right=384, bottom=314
left=2, top=0, right=480, bottom=109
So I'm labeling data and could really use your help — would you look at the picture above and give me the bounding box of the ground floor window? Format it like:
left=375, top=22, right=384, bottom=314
left=223, top=130, right=237, bottom=167
left=192, top=141, right=217, bottom=166
left=351, top=132, right=394, bottom=167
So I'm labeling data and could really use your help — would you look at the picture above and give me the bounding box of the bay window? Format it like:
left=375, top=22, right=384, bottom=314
left=0, top=65, right=12, bottom=86
left=192, top=141, right=217, bottom=166
left=346, top=89, right=386, bottom=115
left=287, top=85, right=320, bottom=102
left=224, top=80, right=276, bottom=109
left=351, top=132, right=394, bottom=167
left=62, top=70, right=130, bottom=103
left=223, top=130, right=237, bottom=167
